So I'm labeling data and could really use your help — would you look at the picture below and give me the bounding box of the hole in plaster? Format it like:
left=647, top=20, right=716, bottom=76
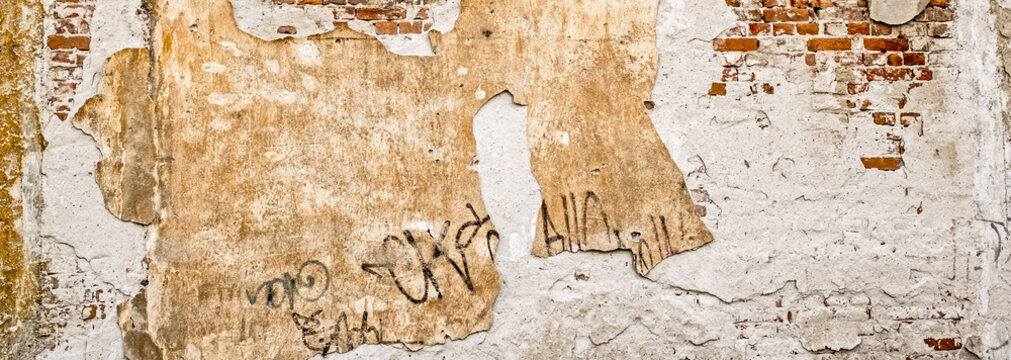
left=471, top=91, right=541, bottom=263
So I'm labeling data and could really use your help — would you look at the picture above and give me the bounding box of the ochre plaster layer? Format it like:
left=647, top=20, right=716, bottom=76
left=0, top=0, right=41, bottom=357
left=76, top=0, right=712, bottom=356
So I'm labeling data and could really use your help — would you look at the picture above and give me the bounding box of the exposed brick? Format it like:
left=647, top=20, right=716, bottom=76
left=374, top=21, right=398, bottom=35
left=903, top=52, right=926, bottom=65
left=709, top=83, right=727, bottom=96
left=774, top=23, right=795, bottom=36
left=865, top=67, right=914, bottom=81
left=848, top=82, right=869, bottom=94
left=398, top=21, right=423, bottom=34
left=887, top=53, right=903, bottom=66
left=750, top=23, right=772, bottom=35
left=53, top=18, right=89, bottom=34
left=928, top=23, right=950, bottom=37
left=861, top=157, right=903, bottom=170
left=807, top=38, right=851, bottom=51
left=415, top=8, right=429, bottom=19
left=923, top=338, right=962, bottom=351
left=47, top=35, right=89, bottom=50
left=873, top=112, right=896, bottom=125
left=796, top=23, right=819, bottom=35
left=736, top=9, right=764, bottom=21
left=714, top=38, right=760, bottom=52
left=916, top=7, right=954, bottom=22
left=871, top=23, right=893, bottom=36
left=763, top=8, right=810, bottom=22
left=864, top=38, right=909, bottom=51
left=357, top=7, right=406, bottom=20
left=847, top=23, right=870, bottom=35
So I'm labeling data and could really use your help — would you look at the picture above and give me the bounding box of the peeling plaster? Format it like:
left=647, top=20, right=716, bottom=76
left=23, top=0, right=1011, bottom=358
left=870, top=0, right=932, bottom=25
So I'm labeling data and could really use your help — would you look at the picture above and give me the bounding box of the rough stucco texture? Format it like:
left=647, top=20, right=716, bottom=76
left=0, top=0, right=40, bottom=357
left=15, top=0, right=1011, bottom=359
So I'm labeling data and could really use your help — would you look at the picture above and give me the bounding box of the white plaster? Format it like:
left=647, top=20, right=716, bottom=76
left=34, top=0, right=150, bottom=358
left=869, top=0, right=931, bottom=25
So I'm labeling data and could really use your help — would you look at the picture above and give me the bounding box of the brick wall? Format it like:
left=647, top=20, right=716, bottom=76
left=46, top=0, right=93, bottom=121
left=711, top=0, right=953, bottom=171
left=273, top=0, right=440, bottom=35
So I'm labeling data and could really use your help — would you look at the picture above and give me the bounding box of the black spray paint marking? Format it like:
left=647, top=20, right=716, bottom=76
left=245, top=260, right=330, bottom=310
left=361, top=203, right=498, bottom=303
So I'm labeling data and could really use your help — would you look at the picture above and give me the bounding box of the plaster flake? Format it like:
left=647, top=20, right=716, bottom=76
left=870, top=0, right=932, bottom=25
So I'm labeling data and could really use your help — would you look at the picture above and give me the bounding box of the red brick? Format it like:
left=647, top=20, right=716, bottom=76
left=735, top=9, right=764, bottom=21
left=47, top=35, right=90, bottom=50
left=847, top=82, right=869, bottom=94
left=374, top=21, right=398, bottom=35
left=722, top=68, right=739, bottom=81
left=903, top=53, right=926, bottom=65
left=357, top=7, right=406, bottom=20
left=864, top=38, right=909, bottom=51
left=873, top=112, right=896, bottom=125
left=709, top=83, right=727, bottom=96
left=811, top=0, right=833, bottom=7
left=773, top=23, right=795, bottom=36
left=713, top=38, right=759, bottom=52
left=398, top=21, right=423, bottom=34
left=887, top=53, right=903, bottom=66
left=415, top=8, right=429, bottom=19
left=865, top=67, right=914, bottom=81
left=54, top=18, right=89, bottom=34
left=861, top=157, right=903, bottom=170
left=807, top=38, right=851, bottom=51
left=763, top=8, right=810, bottom=22
left=749, top=23, right=771, bottom=35
left=805, top=53, right=817, bottom=66
left=847, top=23, right=869, bottom=35
left=796, top=23, right=818, bottom=35
left=924, top=338, right=962, bottom=351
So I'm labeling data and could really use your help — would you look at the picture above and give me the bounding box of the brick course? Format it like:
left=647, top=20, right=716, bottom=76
left=272, top=0, right=439, bottom=36
left=46, top=0, right=93, bottom=121
left=710, top=0, right=954, bottom=171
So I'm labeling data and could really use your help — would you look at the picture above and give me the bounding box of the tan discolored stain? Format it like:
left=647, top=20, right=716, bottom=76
left=75, top=48, right=158, bottom=225
left=0, top=0, right=42, bottom=356
left=79, top=0, right=712, bottom=356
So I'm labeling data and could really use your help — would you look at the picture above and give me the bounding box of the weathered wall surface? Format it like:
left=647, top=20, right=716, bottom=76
left=9, top=0, right=1011, bottom=359
left=0, top=0, right=41, bottom=358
